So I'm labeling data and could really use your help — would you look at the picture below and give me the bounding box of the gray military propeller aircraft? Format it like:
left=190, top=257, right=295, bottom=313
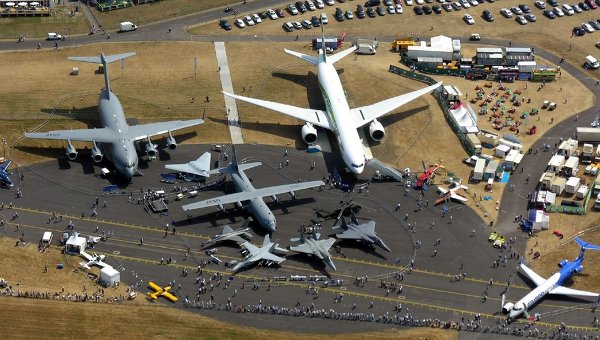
left=289, top=229, right=337, bottom=271
left=182, top=145, right=324, bottom=232
left=335, top=214, right=391, bottom=253
left=24, top=52, right=204, bottom=180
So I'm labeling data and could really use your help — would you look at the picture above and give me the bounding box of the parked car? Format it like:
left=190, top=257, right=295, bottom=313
left=587, top=0, right=598, bottom=9
left=387, top=5, right=396, bottom=13
left=292, top=21, right=303, bottom=29
left=243, top=15, right=255, bottom=26
left=511, top=6, right=523, bottom=14
left=464, top=13, right=475, bottom=23
left=544, top=9, right=557, bottom=18
left=589, top=20, right=600, bottom=29
left=295, top=1, right=308, bottom=12
left=335, top=7, right=345, bottom=20
left=548, top=0, right=559, bottom=6
left=405, top=0, right=413, bottom=5
left=553, top=6, right=565, bottom=16
left=325, top=0, right=335, bottom=5
left=579, top=2, right=590, bottom=10
left=460, top=0, right=471, bottom=8
left=482, top=9, right=494, bottom=21
left=414, top=5, right=425, bottom=13
left=582, top=22, right=595, bottom=32
left=283, top=22, right=294, bottom=32
left=377, top=5, right=387, bottom=14
left=500, top=8, right=513, bottom=17
left=252, top=13, right=263, bottom=23
left=518, top=4, right=531, bottom=12
left=301, top=19, right=313, bottom=28
left=320, top=13, right=329, bottom=23
left=315, top=0, right=325, bottom=8
left=573, top=26, right=586, bottom=35
left=234, top=18, right=246, bottom=28
left=525, top=13, right=537, bottom=21
left=367, top=6, right=377, bottom=16
left=219, top=19, right=232, bottom=30
left=311, top=15, right=321, bottom=26
left=442, top=3, right=453, bottom=11
left=306, top=0, right=317, bottom=11
left=275, top=8, right=286, bottom=17
left=535, top=1, right=547, bottom=8
left=345, top=10, right=355, bottom=18
left=287, top=4, right=299, bottom=15
left=515, top=15, right=528, bottom=24
left=452, top=2, right=462, bottom=10
left=423, top=5, right=432, bottom=13
left=266, top=9, right=277, bottom=19
left=573, top=3, right=583, bottom=12
left=432, top=5, right=442, bottom=13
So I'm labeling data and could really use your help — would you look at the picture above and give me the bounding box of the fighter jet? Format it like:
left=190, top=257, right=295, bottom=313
left=165, top=152, right=211, bottom=178
left=334, top=214, right=391, bottom=252
left=232, top=234, right=287, bottom=273
left=0, top=159, right=14, bottom=187
left=289, top=230, right=337, bottom=271
left=202, top=220, right=252, bottom=248
left=24, top=52, right=204, bottom=180
left=182, top=145, right=324, bottom=232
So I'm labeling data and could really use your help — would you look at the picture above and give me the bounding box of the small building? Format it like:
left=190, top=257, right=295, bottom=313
left=558, top=138, right=579, bottom=157
left=546, top=154, right=566, bottom=174
left=65, top=233, right=86, bottom=255
left=417, top=56, right=444, bottom=68
left=473, top=158, right=486, bottom=181
left=355, top=38, right=378, bottom=54
left=565, top=177, right=581, bottom=194
left=527, top=209, right=549, bottom=231
left=495, top=144, right=511, bottom=158
left=466, top=133, right=482, bottom=155
left=503, top=149, right=523, bottom=171
left=483, top=160, right=499, bottom=180
left=517, top=61, right=537, bottom=73
left=442, top=85, right=462, bottom=102
left=576, top=185, right=589, bottom=199
left=449, top=101, right=478, bottom=133
left=563, top=156, right=579, bottom=177
left=478, top=130, right=499, bottom=147
left=531, top=190, right=556, bottom=209
left=550, top=177, right=566, bottom=195
left=539, top=171, right=556, bottom=191
left=476, top=47, right=504, bottom=66
left=407, top=35, right=456, bottom=61
left=505, top=47, right=535, bottom=66
left=498, top=138, right=523, bottom=151
left=100, top=266, right=121, bottom=287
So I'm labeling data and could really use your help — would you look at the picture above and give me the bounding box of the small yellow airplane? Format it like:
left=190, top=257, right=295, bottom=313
left=147, top=281, right=178, bottom=302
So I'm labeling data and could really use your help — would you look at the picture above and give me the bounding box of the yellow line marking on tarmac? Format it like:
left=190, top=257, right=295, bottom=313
left=106, top=252, right=599, bottom=332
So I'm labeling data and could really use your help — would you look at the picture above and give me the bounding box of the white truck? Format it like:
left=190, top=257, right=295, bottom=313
left=119, top=22, right=138, bottom=32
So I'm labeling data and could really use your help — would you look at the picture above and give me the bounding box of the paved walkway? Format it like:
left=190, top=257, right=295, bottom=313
left=214, top=41, right=244, bottom=145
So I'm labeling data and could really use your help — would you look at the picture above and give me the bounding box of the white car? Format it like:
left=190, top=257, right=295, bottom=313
left=325, top=0, right=334, bottom=5
left=235, top=19, right=246, bottom=28
left=468, top=0, right=478, bottom=6
left=46, top=32, right=63, bottom=40
left=460, top=0, right=471, bottom=8
left=306, top=0, right=316, bottom=11
left=315, top=0, right=325, bottom=8
left=416, top=0, right=424, bottom=5
left=388, top=5, right=396, bottom=13
left=500, top=8, right=513, bottom=18
left=320, top=13, right=329, bottom=24
left=293, top=21, right=303, bottom=29
left=553, top=7, right=564, bottom=16
left=534, top=0, right=546, bottom=9
left=583, top=22, right=595, bottom=32
left=244, top=15, right=255, bottom=26
left=405, top=0, right=413, bottom=5
left=396, top=4, right=404, bottom=12
left=267, top=9, right=278, bottom=19
left=345, top=10, right=354, bottom=19
left=252, top=13, right=262, bottom=23
left=464, top=13, right=475, bottom=24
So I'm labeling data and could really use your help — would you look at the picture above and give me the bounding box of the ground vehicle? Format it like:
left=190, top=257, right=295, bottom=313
left=377, top=5, right=386, bottom=14
left=283, top=21, right=294, bottom=31
left=315, top=0, right=325, bottom=8
left=287, top=4, right=299, bottom=14
left=320, top=13, right=329, bottom=23
left=493, top=235, right=506, bottom=248
left=583, top=22, right=595, bottom=32
left=244, top=15, right=255, bottom=26
left=488, top=231, right=499, bottom=242
left=500, top=7, right=512, bottom=17
left=554, top=6, right=565, bottom=16
left=311, top=16, right=321, bottom=26
left=432, top=4, right=441, bottom=13
left=219, top=19, right=232, bottom=30
left=325, top=0, right=335, bottom=5
left=587, top=0, right=598, bottom=8
left=452, top=2, right=462, bottom=10
left=464, top=13, right=475, bottom=23
left=518, top=3, right=531, bottom=12
left=511, top=6, right=523, bottom=14
left=335, top=7, right=345, bottom=20
left=460, top=0, right=471, bottom=8
left=415, top=5, right=425, bottom=13
left=346, top=10, right=355, bottom=18
left=469, top=33, right=481, bottom=40
left=406, top=0, right=413, bottom=5
left=295, top=1, right=307, bottom=12
left=590, top=20, right=600, bottom=29
left=516, top=15, right=528, bottom=24
left=357, top=6, right=366, bottom=17
left=388, top=5, right=396, bottom=13
left=525, top=13, right=537, bottom=21
left=573, top=3, right=583, bottom=12
left=586, top=55, right=600, bottom=68
left=306, top=0, right=316, bottom=11
left=423, top=4, right=432, bottom=13
left=596, top=41, right=600, bottom=48
left=544, top=9, right=557, bottom=17
left=535, top=1, right=547, bottom=8
left=293, top=21, right=303, bottom=29
left=301, top=19, right=313, bottom=28
left=275, top=8, right=286, bottom=17
left=365, top=0, right=382, bottom=5
left=47, top=32, right=63, bottom=40
left=482, top=9, right=494, bottom=21
left=367, top=6, right=377, bottom=16
left=119, top=22, right=137, bottom=32
left=235, top=19, right=245, bottom=28
left=548, top=0, right=559, bottom=6
left=442, top=3, right=453, bottom=11
left=252, top=13, right=263, bottom=23
left=416, top=0, right=424, bottom=4
left=42, top=232, right=53, bottom=246
left=468, top=0, right=478, bottom=6
left=562, top=3, right=575, bottom=14
left=573, top=26, right=586, bottom=35
left=384, top=0, right=393, bottom=5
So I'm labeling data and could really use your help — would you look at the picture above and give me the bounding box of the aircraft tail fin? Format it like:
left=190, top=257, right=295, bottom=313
left=0, top=159, right=11, bottom=171
left=69, top=52, right=136, bottom=95
left=263, top=234, right=271, bottom=247
left=575, top=237, right=600, bottom=251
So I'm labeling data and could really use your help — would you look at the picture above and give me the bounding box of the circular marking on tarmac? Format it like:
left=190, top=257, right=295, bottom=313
left=113, top=251, right=120, bottom=255
left=397, top=296, right=406, bottom=300
left=171, top=260, right=177, bottom=264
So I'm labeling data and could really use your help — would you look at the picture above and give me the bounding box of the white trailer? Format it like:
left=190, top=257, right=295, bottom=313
left=473, top=158, right=486, bottom=181
left=550, top=177, right=566, bottom=195
left=563, top=156, right=579, bottom=177
left=582, top=143, right=594, bottom=164
left=576, top=185, right=589, bottom=199
left=558, top=138, right=578, bottom=157
left=576, top=127, right=600, bottom=142
left=565, top=177, right=581, bottom=194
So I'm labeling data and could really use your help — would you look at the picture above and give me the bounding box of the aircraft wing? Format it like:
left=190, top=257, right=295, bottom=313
left=148, top=281, right=163, bottom=292
left=358, top=221, right=376, bottom=235
left=124, top=119, right=204, bottom=141
left=350, top=82, right=442, bottom=129
left=450, top=193, right=468, bottom=202
left=336, top=229, right=361, bottom=240
left=260, top=252, right=285, bottom=264
left=290, top=243, right=315, bottom=255
left=182, top=191, right=257, bottom=211
left=519, top=263, right=546, bottom=287
left=162, top=291, right=179, bottom=302
left=241, top=241, right=260, bottom=255
left=438, top=187, right=449, bottom=195
left=222, top=92, right=331, bottom=130
left=0, top=159, right=11, bottom=171
left=165, top=152, right=211, bottom=177
left=549, top=286, right=600, bottom=298
left=25, top=128, right=118, bottom=143
left=253, top=180, right=324, bottom=199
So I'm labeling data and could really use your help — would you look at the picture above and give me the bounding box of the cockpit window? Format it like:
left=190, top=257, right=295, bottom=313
left=352, top=163, right=364, bottom=168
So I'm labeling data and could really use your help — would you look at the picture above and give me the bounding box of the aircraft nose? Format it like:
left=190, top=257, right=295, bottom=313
left=263, top=220, right=276, bottom=233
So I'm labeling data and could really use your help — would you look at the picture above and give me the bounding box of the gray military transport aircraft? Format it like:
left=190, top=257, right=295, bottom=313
left=182, top=146, right=324, bottom=232
left=25, top=52, right=204, bottom=180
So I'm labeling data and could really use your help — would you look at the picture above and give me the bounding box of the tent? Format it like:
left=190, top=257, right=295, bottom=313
left=525, top=209, right=549, bottom=231
left=65, top=233, right=86, bottom=255
left=100, top=267, right=120, bottom=287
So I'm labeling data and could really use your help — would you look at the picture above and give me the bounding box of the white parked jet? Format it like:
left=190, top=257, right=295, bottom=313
left=224, top=26, right=441, bottom=174
left=232, top=234, right=287, bottom=273
left=502, top=238, right=600, bottom=321
left=165, top=152, right=211, bottom=177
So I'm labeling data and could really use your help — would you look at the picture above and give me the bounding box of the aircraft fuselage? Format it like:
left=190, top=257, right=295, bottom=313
left=231, top=168, right=277, bottom=232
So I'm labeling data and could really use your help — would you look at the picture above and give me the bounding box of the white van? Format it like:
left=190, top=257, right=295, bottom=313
left=562, top=3, right=574, bottom=15
left=42, top=232, right=53, bottom=246
left=119, top=21, right=138, bottom=32
left=586, top=55, right=600, bottom=69
left=47, top=33, right=63, bottom=40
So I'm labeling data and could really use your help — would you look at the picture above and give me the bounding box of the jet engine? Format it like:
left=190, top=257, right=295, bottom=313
left=145, top=137, right=158, bottom=158
left=289, top=191, right=296, bottom=199
left=271, top=194, right=278, bottom=203
left=574, top=264, right=583, bottom=273
left=235, top=201, right=243, bottom=209
left=368, top=119, right=385, bottom=141
left=301, top=123, right=317, bottom=144
left=502, top=302, right=514, bottom=314
left=558, top=259, right=569, bottom=268
left=91, top=142, right=103, bottom=163
left=66, top=142, right=78, bottom=160
left=166, top=132, right=177, bottom=150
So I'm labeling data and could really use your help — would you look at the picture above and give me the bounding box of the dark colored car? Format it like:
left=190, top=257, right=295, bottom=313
left=482, top=9, right=494, bottom=21
left=543, top=9, right=556, bottom=18
left=335, top=7, right=345, bottom=20
left=376, top=5, right=386, bottom=15
left=367, top=6, right=376, bottom=16
left=414, top=5, right=424, bottom=14
left=357, top=5, right=366, bottom=17
left=365, top=0, right=382, bottom=6
left=423, top=5, right=432, bottom=14
left=573, top=26, right=586, bottom=36
left=548, top=0, right=559, bottom=7
left=219, top=19, right=232, bottom=30
left=518, top=4, right=531, bottom=13
left=295, top=1, right=308, bottom=12
left=275, top=8, right=286, bottom=17
left=311, top=15, right=321, bottom=26
left=432, top=5, right=442, bottom=13
left=580, top=2, right=591, bottom=10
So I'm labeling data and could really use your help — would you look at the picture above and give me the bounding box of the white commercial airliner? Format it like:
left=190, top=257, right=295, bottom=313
left=224, top=27, right=441, bottom=174
left=502, top=238, right=600, bottom=321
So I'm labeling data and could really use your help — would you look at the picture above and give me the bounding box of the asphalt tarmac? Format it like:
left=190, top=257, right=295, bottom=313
left=1, top=143, right=597, bottom=334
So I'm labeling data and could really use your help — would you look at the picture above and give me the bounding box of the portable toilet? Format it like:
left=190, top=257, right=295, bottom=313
left=576, top=185, right=589, bottom=199
left=100, top=266, right=121, bottom=287
left=550, top=177, right=566, bottom=195
left=565, top=177, right=581, bottom=194
left=473, top=158, right=486, bottom=181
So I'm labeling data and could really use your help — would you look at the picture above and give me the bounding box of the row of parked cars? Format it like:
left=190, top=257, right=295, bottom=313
left=283, top=13, right=329, bottom=31
left=533, top=0, right=599, bottom=19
